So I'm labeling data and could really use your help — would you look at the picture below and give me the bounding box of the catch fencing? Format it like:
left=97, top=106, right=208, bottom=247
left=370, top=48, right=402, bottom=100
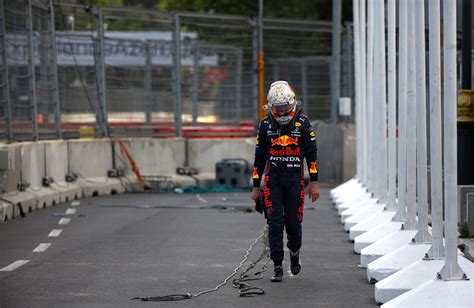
left=1, top=1, right=350, bottom=142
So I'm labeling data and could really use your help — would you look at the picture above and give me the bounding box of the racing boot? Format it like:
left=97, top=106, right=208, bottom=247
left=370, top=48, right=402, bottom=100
left=271, top=265, right=283, bottom=282
left=290, top=250, right=301, bottom=275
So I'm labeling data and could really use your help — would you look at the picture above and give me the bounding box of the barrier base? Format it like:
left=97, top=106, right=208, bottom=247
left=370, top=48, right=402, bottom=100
left=343, top=204, right=387, bottom=232
left=339, top=197, right=378, bottom=220
left=360, top=230, right=418, bottom=267
left=349, top=210, right=397, bottom=238
left=337, top=193, right=374, bottom=214
left=331, top=180, right=363, bottom=202
left=380, top=258, right=474, bottom=306
left=335, top=190, right=370, bottom=208
left=330, top=178, right=360, bottom=200
left=368, top=243, right=431, bottom=283
left=354, top=220, right=403, bottom=253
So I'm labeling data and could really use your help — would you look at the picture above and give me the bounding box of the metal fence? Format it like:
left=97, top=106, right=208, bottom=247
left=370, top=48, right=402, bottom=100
left=0, top=1, right=347, bottom=142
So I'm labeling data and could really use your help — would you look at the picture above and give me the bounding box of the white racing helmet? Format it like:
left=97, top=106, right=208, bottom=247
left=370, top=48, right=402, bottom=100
left=265, top=80, right=298, bottom=125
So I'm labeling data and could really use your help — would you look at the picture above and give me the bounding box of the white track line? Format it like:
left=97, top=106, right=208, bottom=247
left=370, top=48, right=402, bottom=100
left=58, top=218, right=71, bottom=225
left=48, top=229, right=62, bottom=237
left=33, top=243, right=51, bottom=252
left=66, top=208, right=76, bottom=215
left=71, top=201, right=80, bottom=206
left=0, top=260, right=30, bottom=272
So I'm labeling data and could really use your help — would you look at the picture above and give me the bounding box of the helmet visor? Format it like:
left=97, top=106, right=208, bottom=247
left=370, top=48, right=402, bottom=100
left=270, top=104, right=294, bottom=116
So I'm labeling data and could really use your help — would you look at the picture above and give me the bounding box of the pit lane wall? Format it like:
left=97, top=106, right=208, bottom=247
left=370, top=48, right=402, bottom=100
left=0, top=127, right=355, bottom=221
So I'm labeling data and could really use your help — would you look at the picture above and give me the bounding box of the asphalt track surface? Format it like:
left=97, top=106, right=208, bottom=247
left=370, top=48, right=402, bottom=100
left=0, top=187, right=377, bottom=307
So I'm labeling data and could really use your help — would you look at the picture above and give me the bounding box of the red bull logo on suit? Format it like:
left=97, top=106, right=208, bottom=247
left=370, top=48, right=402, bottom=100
left=271, top=135, right=299, bottom=147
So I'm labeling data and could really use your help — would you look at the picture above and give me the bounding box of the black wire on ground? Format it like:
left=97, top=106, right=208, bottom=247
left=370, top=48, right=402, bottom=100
left=131, top=226, right=270, bottom=302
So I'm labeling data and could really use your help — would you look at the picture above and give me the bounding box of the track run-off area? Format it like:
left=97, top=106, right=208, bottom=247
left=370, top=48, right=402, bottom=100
left=0, top=187, right=377, bottom=307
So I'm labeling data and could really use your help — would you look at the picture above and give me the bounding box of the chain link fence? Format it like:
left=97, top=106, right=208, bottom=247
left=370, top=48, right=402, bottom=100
left=0, top=1, right=346, bottom=142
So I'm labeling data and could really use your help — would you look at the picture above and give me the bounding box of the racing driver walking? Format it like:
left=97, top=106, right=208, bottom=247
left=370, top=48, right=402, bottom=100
left=250, top=80, right=320, bottom=282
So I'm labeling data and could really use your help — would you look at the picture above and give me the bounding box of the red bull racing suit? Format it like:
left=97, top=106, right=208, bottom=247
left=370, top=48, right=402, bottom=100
left=252, top=110, right=318, bottom=265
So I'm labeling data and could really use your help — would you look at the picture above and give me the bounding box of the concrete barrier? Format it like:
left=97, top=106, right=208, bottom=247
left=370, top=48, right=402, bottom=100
left=187, top=138, right=254, bottom=173
left=0, top=144, right=33, bottom=218
left=113, top=138, right=186, bottom=175
left=0, top=135, right=352, bottom=222
left=21, top=142, right=45, bottom=188
left=45, top=140, right=68, bottom=182
left=0, top=200, right=13, bottom=221
left=0, top=144, right=21, bottom=192
left=45, top=140, right=82, bottom=202
left=21, top=142, right=60, bottom=208
left=75, top=177, right=125, bottom=197
left=68, top=139, right=112, bottom=178
left=1, top=192, right=36, bottom=218
left=68, top=139, right=125, bottom=197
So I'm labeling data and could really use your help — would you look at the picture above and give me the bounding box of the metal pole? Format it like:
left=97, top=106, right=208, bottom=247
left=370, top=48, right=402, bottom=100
left=372, top=0, right=380, bottom=197
left=366, top=0, right=374, bottom=192
left=413, top=0, right=430, bottom=243
left=257, top=0, right=265, bottom=120
left=0, top=0, right=12, bottom=142
left=360, top=0, right=367, bottom=185
left=27, top=0, right=38, bottom=140
left=173, top=14, right=182, bottom=137
left=427, top=0, right=444, bottom=259
left=96, top=8, right=108, bottom=137
left=374, top=0, right=387, bottom=203
left=331, top=0, right=342, bottom=124
left=386, top=0, right=397, bottom=211
left=394, top=0, right=408, bottom=222
left=39, top=16, right=49, bottom=130
left=236, top=47, right=243, bottom=123
left=144, top=41, right=152, bottom=124
left=405, top=0, right=417, bottom=230
left=49, top=0, right=61, bottom=139
left=353, top=0, right=361, bottom=179
left=439, top=0, right=466, bottom=281
left=461, top=0, right=472, bottom=89
left=371, top=0, right=379, bottom=196
left=192, top=43, right=199, bottom=123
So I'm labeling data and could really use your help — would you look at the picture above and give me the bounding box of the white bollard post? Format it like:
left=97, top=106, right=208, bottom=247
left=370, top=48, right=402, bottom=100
left=386, top=0, right=397, bottom=212
left=366, top=0, right=374, bottom=194
left=426, top=0, right=444, bottom=259
left=413, top=0, right=430, bottom=243
left=394, top=0, right=407, bottom=222
left=438, top=0, right=466, bottom=281
left=353, top=0, right=361, bottom=182
left=404, top=0, right=417, bottom=231
left=373, top=0, right=387, bottom=204
left=360, top=0, right=367, bottom=187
